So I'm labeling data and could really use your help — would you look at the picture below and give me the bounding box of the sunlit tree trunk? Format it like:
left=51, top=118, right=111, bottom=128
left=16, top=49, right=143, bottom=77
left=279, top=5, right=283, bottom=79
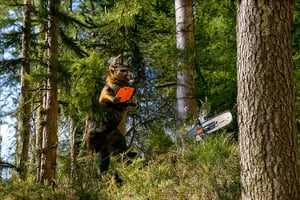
left=34, top=94, right=44, bottom=181
left=237, top=1, right=299, bottom=199
left=69, top=118, right=76, bottom=184
left=33, top=0, right=48, bottom=181
left=175, top=0, right=197, bottom=125
left=0, top=143, right=2, bottom=181
left=16, top=0, right=32, bottom=180
left=40, top=0, right=60, bottom=187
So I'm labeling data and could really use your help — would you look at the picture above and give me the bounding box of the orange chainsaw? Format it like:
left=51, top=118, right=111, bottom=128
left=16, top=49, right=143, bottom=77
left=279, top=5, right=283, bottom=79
left=115, top=86, right=136, bottom=103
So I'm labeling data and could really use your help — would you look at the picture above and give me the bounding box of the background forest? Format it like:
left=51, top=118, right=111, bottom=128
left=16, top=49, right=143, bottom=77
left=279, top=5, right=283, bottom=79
left=0, top=0, right=299, bottom=199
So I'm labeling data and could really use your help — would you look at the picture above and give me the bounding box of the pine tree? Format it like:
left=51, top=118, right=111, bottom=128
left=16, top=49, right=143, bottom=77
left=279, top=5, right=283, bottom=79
left=175, top=0, right=197, bottom=125
left=237, top=1, right=300, bottom=198
left=16, top=0, right=32, bottom=180
left=40, top=0, right=60, bottom=187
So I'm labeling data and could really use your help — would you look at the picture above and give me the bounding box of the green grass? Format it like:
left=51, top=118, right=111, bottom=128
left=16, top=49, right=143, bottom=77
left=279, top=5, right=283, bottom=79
left=0, top=133, right=240, bottom=200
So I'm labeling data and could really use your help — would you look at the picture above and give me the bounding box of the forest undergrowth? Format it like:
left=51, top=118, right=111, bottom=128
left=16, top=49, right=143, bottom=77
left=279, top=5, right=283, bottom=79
left=1, top=133, right=241, bottom=200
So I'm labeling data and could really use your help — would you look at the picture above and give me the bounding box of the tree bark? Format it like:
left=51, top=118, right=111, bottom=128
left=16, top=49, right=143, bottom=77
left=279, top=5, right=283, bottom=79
left=69, top=118, right=76, bottom=184
left=237, top=1, right=299, bottom=199
left=34, top=98, right=44, bottom=182
left=17, top=0, right=32, bottom=180
left=175, top=0, right=197, bottom=125
left=40, top=0, right=60, bottom=187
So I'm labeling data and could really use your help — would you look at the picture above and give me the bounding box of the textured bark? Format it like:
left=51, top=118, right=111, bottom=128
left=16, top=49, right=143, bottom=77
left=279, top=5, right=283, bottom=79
left=237, top=1, right=299, bottom=199
left=175, top=0, right=197, bottom=124
left=40, top=0, right=60, bottom=187
left=17, top=0, right=32, bottom=180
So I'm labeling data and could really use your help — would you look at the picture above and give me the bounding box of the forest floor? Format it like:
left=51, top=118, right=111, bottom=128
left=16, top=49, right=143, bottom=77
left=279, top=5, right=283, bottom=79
left=1, top=132, right=241, bottom=200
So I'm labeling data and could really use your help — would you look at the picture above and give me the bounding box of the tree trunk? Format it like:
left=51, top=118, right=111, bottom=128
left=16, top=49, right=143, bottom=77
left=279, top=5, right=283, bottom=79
left=40, top=0, right=60, bottom=187
left=237, top=1, right=299, bottom=199
left=175, top=0, right=197, bottom=125
left=69, top=118, right=76, bottom=184
left=16, top=0, right=32, bottom=180
left=34, top=96, right=44, bottom=182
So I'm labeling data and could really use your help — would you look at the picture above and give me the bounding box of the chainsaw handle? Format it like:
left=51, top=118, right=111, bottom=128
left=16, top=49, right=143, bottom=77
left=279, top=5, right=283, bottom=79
left=125, top=99, right=139, bottom=108
left=195, top=118, right=201, bottom=126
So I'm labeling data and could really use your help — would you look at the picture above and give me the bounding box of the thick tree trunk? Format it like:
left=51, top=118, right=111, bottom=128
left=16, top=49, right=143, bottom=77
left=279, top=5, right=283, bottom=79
left=175, top=0, right=197, bottom=124
left=40, top=0, right=60, bottom=187
left=237, top=1, right=299, bottom=199
left=17, top=0, right=32, bottom=180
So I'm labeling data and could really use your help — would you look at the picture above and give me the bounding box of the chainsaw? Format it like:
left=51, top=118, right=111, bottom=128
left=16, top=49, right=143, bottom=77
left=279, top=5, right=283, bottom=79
left=186, top=111, right=233, bottom=139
